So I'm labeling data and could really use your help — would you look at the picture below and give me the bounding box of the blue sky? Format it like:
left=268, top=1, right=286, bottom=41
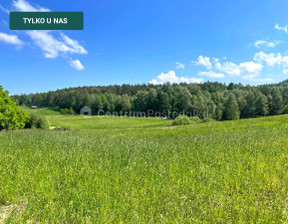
left=1, top=0, right=288, bottom=95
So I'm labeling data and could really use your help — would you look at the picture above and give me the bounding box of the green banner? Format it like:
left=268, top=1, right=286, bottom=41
left=10, top=12, right=84, bottom=30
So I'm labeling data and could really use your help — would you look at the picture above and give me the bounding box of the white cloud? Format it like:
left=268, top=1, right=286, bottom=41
left=13, top=0, right=50, bottom=12
left=254, top=51, right=288, bottom=75
left=194, top=56, right=212, bottom=69
left=217, top=61, right=262, bottom=80
left=0, top=32, right=23, bottom=46
left=149, top=70, right=203, bottom=85
left=254, top=40, right=280, bottom=48
left=239, top=61, right=263, bottom=74
left=26, top=31, right=87, bottom=58
left=9, top=0, right=87, bottom=63
left=0, top=5, right=9, bottom=14
left=61, top=34, right=87, bottom=55
left=215, top=61, right=240, bottom=76
left=196, top=55, right=263, bottom=81
left=274, top=24, right=288, bottom=33
left=68, top=59, right=84, bottom=70
left=198, top=71, right=225, bottom=78
left=176, top=62, right=185, bottom=69
left=254, top=52, right=287, bottom=67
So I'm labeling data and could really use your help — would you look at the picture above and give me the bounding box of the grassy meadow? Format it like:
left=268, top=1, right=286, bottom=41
left=1, top=108, right=288, bottom=222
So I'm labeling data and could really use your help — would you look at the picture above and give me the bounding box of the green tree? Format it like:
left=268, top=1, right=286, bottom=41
left=92, top=95, right=103, bottom=113
left=215, top=104, right=223, bottom=121
left=282, top=104, right=288, bottom=114
left=227, top=82, right=235, bottom=90
left=241, top=90, right=255, bottom=118
left=223, top=93, right=240, bottom=120
left=157, top=91, right=170, bottom=113
left=282, top=87, right=288, bottom=105
left=175, top=86, right=193, bottom=112
left=105, top=94, right=116, bottom=112
left=0, top=85, right=29, bottom=130
left=100, top=95, right=109, bottom=112
left=269, top=88, right=283, bottom=115
left=147, top=89, right=158, bottom=112
left=121, top=94, right=132, bottom=111
left=236, top=94, right=247, bottom=119
left=255, top=93, right=268, bottom=116
left=133, top=91, right=148, bottom=112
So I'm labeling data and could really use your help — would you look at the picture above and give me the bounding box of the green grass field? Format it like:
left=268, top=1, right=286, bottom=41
left=19, top=106, right=61, bottom=116
left=1, top=108, right=288, bottom=223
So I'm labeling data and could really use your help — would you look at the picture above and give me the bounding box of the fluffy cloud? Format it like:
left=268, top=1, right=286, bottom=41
left=198, top=71, right=225, bottom=78
left=254, top=52, right=288, bottom=75
left=0, top=32, right=23, bottom=46
left=61, top=34, right=87, bottom=55
left=216, top=61, right=262, bottom=79
left=26, top=31, right=87, bottom=58
left=195, top=55, right=264, bottom=81
left=68, top=59, right=84, bottom=70
left=239, top=62, right=263, bottom=74
left=13, top=0, right=50, bottom=12
left=176, top=62, right=185, bottom=69
left=254, top=40, right=280, bottom=48
left=274, top=24, right=288, bottom=33
left=9, top=0, right=87, bottom=70
left=254, top=52, right=287, bottom=67
left=149, top=70, right=203, bottom=85
left=215, top=61, right=240, bottom=76
left=194, top=56, right=212, bottom=69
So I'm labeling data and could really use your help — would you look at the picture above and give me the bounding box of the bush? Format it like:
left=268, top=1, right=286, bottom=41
left=201, top=117, right=216, bottom=123
left=190, top=116, right=201, bottom=123
left=60, top=108, right=75, bottom=115
left=172, top=115, right=192, bottom=126
left=0, top=85, right=29, bottom=130
left=25, top=113, right=49, bottom=129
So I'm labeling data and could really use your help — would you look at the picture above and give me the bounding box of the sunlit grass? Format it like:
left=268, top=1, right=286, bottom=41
left=1, top=112, right=288, bottom=222
left=19, top=106, right=61, bottom=116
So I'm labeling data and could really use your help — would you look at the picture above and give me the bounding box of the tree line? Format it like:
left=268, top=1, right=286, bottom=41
left=11, top=81, right=288, bottom=121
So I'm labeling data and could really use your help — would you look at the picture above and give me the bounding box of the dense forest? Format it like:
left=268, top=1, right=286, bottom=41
left=11, top=80, right=288, bottom=121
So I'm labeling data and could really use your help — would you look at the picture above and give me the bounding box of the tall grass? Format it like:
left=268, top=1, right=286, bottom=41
left=1, top=114, right=288, bottom=222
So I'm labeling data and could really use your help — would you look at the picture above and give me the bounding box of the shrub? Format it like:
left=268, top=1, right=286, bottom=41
left=201, top=117, right=216, bottom=123
left=25, top=113, right=49, bottom=129
left=60, top=108, right=75, bottom=115
left=0, top=85, right=29, bottom=130
left=190, top=116, right=201, bottom=123
left=172, top=115, right=192, bottom=126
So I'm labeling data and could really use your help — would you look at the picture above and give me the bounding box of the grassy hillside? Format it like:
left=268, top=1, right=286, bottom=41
left=1, top=111, right=288, bottom=222
left=19, top=106, right=61, bottom=116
